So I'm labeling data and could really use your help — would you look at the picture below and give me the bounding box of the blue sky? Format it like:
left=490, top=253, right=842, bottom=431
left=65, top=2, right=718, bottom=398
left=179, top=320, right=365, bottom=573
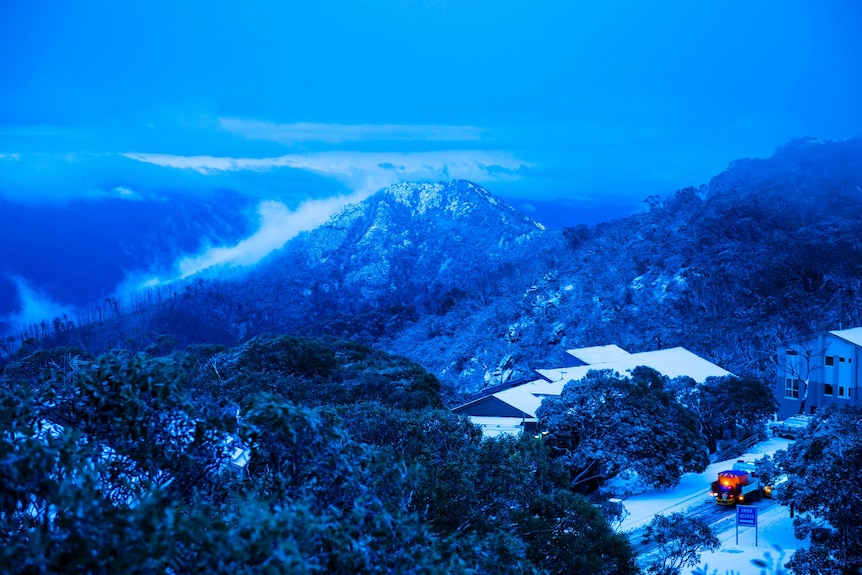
left=1, top=0, right=861, bottom=205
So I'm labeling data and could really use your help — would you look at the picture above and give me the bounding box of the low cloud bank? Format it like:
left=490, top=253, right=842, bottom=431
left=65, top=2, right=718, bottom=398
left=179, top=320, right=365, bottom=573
left=118, top=148, right=530, bottom=288
left=2, top=276, right=75, bottom=332
left=122, top=149, right=529, bottom=197
left=134, top=193, right=361, bottom=289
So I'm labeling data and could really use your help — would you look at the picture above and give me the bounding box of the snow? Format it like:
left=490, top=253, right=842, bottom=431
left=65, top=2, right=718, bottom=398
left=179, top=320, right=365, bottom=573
left=697, top=502, right=798, bottom=575
left=386, top=182, right=445, bottom=215
left=459, top=346, right=731, bottom=437
left=618, top=438, right=803, bottom=574
left=830, top=326, right=862, bottom=347
left=566, top=344, right=631, bottom=364
left=492, top=385, right=544, bottom=416
left=538, top=347, right=731, bottom=385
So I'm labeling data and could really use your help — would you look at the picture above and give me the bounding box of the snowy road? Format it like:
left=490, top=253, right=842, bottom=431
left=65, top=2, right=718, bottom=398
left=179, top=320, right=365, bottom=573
left=618, top=438, right=803, bottom=573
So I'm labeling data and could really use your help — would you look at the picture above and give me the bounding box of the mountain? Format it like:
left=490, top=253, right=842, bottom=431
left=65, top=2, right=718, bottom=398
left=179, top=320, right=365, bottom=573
left=102, top=180, right=549, bottom=357
left=251, top=180, right=545, bottom=312
left=8, top=137, right=862, bottom=396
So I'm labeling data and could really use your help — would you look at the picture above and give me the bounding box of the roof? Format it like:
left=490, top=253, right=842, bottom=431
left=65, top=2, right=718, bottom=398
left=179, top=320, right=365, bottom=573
left=452, top=386, right=542, bottom=418
left=539, top=347, right=730, bottom=385
left=565, top=344, right=630, bottom=365
left=492, top=383, right=546, bottom=416
left=830, top=327, right=862, bottom=348
left=778, top=326, right=862, bottom=347
left=452, top=345, right=731, bottom=436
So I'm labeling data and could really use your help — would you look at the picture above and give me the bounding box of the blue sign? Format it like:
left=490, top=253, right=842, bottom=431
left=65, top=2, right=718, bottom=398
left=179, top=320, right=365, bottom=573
left=737, top=505, right=757, bottom=527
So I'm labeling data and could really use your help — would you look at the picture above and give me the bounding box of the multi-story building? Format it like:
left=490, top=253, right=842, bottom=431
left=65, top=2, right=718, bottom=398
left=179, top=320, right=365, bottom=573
left=776, top=327, right=862, bottom=419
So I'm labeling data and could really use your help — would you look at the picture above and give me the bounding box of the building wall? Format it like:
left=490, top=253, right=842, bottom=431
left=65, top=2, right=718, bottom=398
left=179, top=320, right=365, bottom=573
left=776, top=333, right=860, bottom=419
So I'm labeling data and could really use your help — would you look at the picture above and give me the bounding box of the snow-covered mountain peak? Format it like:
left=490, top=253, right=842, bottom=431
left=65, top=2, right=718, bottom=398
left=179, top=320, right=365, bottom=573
left=385, top=182, right=448, bottom=215
left=322, top=180, right=544, bottom=232
left=379, top=180, right=545, bottom=229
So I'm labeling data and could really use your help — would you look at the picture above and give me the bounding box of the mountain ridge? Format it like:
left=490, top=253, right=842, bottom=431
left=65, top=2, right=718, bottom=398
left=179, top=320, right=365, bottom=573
left=6, top=137, right=862, bottom=396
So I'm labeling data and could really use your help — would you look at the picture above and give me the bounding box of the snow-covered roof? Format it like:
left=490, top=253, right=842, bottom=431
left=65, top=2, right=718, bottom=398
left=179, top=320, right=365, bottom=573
left=492, top=385, right=544, bottom=417
left=454, top=345, right=730, bottom=436
left=536, top=366, right=594, bottom=384
left=539, top=347, right=729, bottom=385
left=830, top=327, right=862, bottom=347
left=565, top=344, right=630, bottom=365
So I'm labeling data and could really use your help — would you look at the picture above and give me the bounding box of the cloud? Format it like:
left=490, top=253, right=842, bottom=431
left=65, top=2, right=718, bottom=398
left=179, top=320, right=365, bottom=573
left=114, top=148, right=530, bottom=294
left=219, top=118, right=484, bottom=144
left=122, top=150, right=530, bottom=196
left=132, top=193, right=362, bottom=289
left=0, top=153, right=21, bottom=160
left=113, top=186, right=139, bottom=198
left=83, top=185, right=147, bottom=201
left=2, top=276, right=75, bottom=331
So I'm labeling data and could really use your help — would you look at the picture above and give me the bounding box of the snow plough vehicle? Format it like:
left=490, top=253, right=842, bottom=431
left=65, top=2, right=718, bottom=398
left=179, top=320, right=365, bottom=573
left=710, top=460, right=770, bottom=506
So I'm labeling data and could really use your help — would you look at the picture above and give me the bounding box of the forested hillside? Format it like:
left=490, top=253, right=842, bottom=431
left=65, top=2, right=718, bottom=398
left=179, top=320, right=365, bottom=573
left=6, top=138, right=862, bottom=393
left=4, top=138, right=860, bottom=573
left=1, top=338, right=639, bottom=574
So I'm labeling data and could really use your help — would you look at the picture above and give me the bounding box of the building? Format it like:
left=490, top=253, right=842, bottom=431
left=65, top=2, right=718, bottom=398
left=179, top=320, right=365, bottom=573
left=452, top=344, right=731, bottom=437
left=776, top=327, right=862, bottom=419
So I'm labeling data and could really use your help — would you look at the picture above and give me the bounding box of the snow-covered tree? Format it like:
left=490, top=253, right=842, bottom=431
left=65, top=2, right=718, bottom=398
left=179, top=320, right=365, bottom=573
left=642, top=513, right=719, bottom=575
left=776, top=405, right=862, bottom=574
left=537, top=367, right=708, bottom=492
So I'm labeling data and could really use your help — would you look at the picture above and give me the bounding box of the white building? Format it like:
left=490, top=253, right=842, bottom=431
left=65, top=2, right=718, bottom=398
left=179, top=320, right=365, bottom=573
left=776, top=327, right=862, bottom=419
left=452, top=344, right=731, bottom=437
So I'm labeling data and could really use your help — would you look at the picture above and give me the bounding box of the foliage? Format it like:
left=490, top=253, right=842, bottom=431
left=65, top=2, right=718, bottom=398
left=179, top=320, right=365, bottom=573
left=8, top=138, right=862, bottom=396
left=642, top=513, right=719, bottom=575
left=0, top=342, right=637, bottom=574
left=1, top=345, right=91, bottom=388
left=775, top=405, right=862, bottom=574
left=537, top=367, right=709, bottom=492
left=190, top=335, right=442, bottom=411
left=686, top=376, right=777, bottom=453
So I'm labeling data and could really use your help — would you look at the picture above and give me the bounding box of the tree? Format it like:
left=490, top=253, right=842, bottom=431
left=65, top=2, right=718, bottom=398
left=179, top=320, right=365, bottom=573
left=2, top=341, right=639, bottom=574
left=537, top=367, right=709, bottom=492
left=340, top=404, right=636, bottom=575
left=775, top=405, right=862, bottom=574
left=37, top=351, right=229, bottom=503
left=692, top=376, right=777, bottom=453
left=642, top=513, right=719, bottom=575
left=516, top=487, right=636, bottom=575
left=781, top=339, right=831, bottom=416
left=2, top=366, right=536, bottom=574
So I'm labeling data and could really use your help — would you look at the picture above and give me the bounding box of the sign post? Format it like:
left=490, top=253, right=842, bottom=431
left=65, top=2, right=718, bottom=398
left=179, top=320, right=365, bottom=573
left=736, top=505, right=758, bottom=546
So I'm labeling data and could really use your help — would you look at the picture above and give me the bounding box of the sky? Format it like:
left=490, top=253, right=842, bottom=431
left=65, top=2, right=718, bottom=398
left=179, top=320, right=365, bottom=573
left=2, top=0, right=861, bottom=206
left=2, top=1, right=862, bottom=330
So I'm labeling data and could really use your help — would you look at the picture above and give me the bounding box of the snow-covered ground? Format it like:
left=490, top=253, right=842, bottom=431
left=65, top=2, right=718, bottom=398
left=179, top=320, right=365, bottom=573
left=619, top=438, right=802, bottom=574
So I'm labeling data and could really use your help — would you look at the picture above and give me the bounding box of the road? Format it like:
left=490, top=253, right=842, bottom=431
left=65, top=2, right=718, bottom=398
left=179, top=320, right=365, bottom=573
left=628, top=494, right=779, bottom=557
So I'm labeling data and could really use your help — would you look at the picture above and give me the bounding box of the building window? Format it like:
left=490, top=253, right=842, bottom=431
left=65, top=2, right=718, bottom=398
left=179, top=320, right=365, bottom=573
left=786, top=350, right=798, bottom=356
left=825, top=356, right=834, bottom=366
left=785, top=378, right=800, bottom=399
left=825, top=383, right=834, bottom=395
left=840, top=357, right=847, bottom=363
left=839, top=386, right=851, bottom=399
